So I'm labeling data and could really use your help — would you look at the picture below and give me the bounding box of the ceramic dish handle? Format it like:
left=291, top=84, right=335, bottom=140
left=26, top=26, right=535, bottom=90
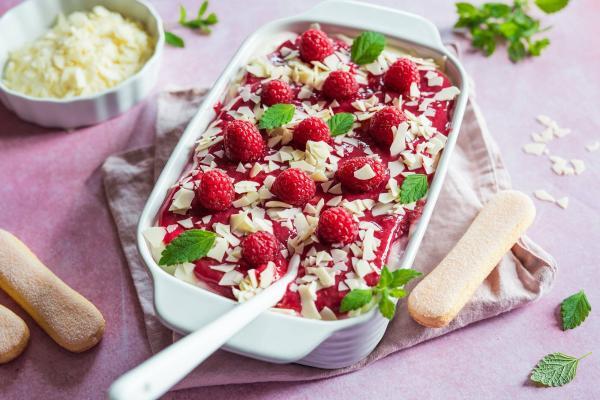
left=301, top=0, right=444, bottom=51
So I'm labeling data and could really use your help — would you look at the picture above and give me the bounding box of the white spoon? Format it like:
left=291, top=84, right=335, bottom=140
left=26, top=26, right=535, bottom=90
left=109, top=255, right=300, bottom=400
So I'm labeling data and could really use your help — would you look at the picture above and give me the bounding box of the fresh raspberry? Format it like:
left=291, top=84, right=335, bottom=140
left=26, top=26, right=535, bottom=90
left=369, top=106, right=408, bottom=147
left=322, top=71, right=359, bottom=101
left=293, top=117, right=331, bottom=149
left=336, top=156, right=389, bottom=193
left=299, top=29, right=334, bottom=62
left=261, top=80, right=293, bottom=106
left=223, top=120, right=265, bottom=163
left=196, top=169, right=235, bottom=211
left=271, top=168, right=316, bottom=206
left=384, top=58, right=420, bottom=94
left=241, top=231, right=279, bottom=267
left=318, top=207, right=358, bottom=245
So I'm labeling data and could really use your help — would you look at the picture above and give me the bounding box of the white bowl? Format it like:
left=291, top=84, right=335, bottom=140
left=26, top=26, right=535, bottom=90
left=0, top=0, right=164, bottom=128
left=138, top=0, right=469, bottom=369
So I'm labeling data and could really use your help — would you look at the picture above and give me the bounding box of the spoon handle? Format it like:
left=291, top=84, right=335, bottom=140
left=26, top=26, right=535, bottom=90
left=109, top=256, right=298, bottom=400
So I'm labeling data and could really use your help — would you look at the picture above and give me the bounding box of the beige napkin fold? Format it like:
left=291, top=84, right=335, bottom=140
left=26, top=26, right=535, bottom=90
left=102, top=87, right=556, bottom=388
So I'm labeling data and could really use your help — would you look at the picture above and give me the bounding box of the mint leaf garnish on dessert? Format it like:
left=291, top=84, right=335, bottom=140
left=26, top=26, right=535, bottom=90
left=327, top=113, right=355, bottom=136
left=340, top=266, right=422, bottom=319
left=258, top=104, right=295, bottom=130
left=560, top=290, right=591, bottom=330
left=351, top=31, right=385, bottom=65
left=454, top=0, right=569, bottom=62
left=399, top=174, right=428, bottom=204
left=165, top=31, right=185, bottom=48
left=159, top=229, right=216, bottom=266
left=530, top=352, right=591, bottom=387
left=340, top=289, right=373, bottom=312
left=178, top=1, right=219, bottom=34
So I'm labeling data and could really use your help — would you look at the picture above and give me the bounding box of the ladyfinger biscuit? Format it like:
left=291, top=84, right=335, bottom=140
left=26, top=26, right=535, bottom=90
left=0, top=304, right=29, bottom=363
left=408, top=190, right=535, bottom=328
left=0, top=229, right=105, bottom=352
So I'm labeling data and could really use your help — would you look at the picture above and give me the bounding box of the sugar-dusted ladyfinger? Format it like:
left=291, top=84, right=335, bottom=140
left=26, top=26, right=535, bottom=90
left=0, top=304, right=30, bottom=363
left=0, top=229, right=105, bottom=352
left=408, top=191, right=536, bottom=328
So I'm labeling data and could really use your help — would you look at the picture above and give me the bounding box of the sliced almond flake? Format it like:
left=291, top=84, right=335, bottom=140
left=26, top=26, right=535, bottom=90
left=320, top=306, right=337, bottom=321
left=234, top=180, right=260, bottom=194
left=434, top=86, right=460, bottom=101
left=166, top=224, right=178, bottom=234
left=206, top=237, right=228, bottom=261
left=249, top=163, right=263, bottom=178
left=556, top=197, right=569, bottom=209
left=259, top=261, right=275, bottom=288
left=585, top=140, right=600, bottom=152
left=388, top=160, right=405, bottom=177
left=329, top=183, right=342, bottom=195
left=353, top=164, right=376, bottom=180
left=143, top=227, right=166, bottom=247
left=169, top=187, right=195, bottom=214
left=571, top=159, right=586, bottom=175
left=425, top=70, right=443, bottom=87
left=209, top=263, right=236, bottom=273
left=534, top=190, right=555, bottom=202
left=201, top=215, right=212, bottom=224
left=174, top=263, right=198, bottom=284
left=298, top=284, right=321, bottom=320
left=409, top=82, right=420, bottom=98
left=326, top=195, right=343, bottom=206
left=265, top=200, right=293, bottom=208
left=522, top=142, right=546, bottom=156
left=337, top=281, right=349, bottom=291
left=218, top=270, right=244, bottom=286
left=390, top=122, right=408, bottom=157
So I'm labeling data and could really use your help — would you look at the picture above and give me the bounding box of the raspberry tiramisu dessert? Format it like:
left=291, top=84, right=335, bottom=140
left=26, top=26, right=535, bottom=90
left=144, top=27, right=460, bottom=320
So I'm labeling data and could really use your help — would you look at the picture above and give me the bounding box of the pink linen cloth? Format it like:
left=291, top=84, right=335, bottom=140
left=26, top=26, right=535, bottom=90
left=101, top=86, right=557, bottom=389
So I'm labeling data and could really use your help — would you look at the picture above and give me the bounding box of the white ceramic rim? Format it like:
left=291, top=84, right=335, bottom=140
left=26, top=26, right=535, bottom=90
left=0, top=0, right=164, bottom=103
left=137, top=0, right=469, bottom=332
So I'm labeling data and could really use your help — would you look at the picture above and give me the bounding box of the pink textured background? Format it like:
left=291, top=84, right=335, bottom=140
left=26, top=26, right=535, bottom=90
left=0, top=0, right=598, bottom=399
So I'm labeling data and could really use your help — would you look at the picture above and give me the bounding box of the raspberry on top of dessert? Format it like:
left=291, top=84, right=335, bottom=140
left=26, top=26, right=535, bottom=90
left=144, top=26, right=460, bottom=320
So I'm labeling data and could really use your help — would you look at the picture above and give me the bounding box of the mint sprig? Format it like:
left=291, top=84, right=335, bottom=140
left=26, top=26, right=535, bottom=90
left=259, top=104, right=295, bottom=130
left=340, top=266, right=422, bottom=319
left=327, top=113, right=355, bottom=136
left=530, top=352, right=591, bottom=387
left=399, top=174, right=428, bottom=204
left=454, top=0, right=569, bottom=62
left=560, top=290, right=591, bottom=330
left=159, top=229, right=216, bottom=266
left=351, top=31, right=386, bottom=65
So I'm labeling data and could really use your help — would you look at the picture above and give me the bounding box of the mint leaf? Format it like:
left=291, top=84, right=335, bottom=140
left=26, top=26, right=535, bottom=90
left=376, top=265, right=393, bottom=289
left=391, top=268, right=422, bottom=287
left=327, top=113, right=355, bottom=136
left=388, top=287, right=407, bottom=298
left=399, top=174, right=428, bottom=204
left=165, top=31, right=185, bottom=48
left=340, top=289, right=373, bottom=312
left=197, top=0, right=208, bottom=17
left=378, top=290, right=396, bottom=319
left=508, top=40, right=527, bottom=62
left=259, top=104, right=295, bottom=129
left=535, top=0, right=569, bottom=14
left=159, top=229, right=216, bottom=266
left=530, top=352, right=591, bottom=387
left=178, top=5, right=187, bottom=25
left=529, top=38, right=550, bottom=56
left=351, top=32, right=385, bottom=65
left=561, top=290, right=591, bottom=330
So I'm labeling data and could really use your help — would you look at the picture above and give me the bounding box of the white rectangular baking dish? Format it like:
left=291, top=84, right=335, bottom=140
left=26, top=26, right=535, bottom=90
left=137, top=0, right=468, bottom=369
